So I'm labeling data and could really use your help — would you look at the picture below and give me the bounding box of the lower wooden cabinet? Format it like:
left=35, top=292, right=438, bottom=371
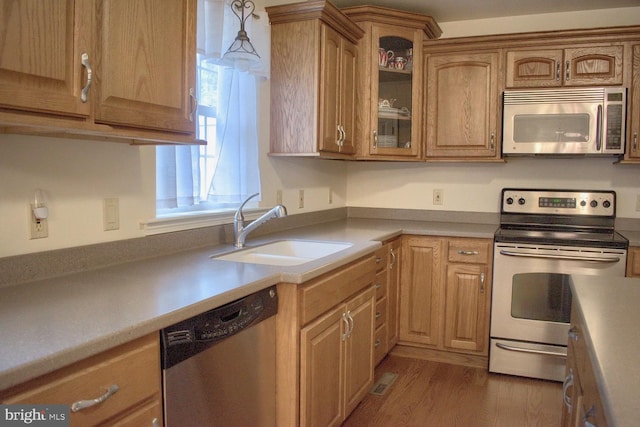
left=561, top=305, right=608, bottom=427
left=399, top=235, right=492, bottom=363
left=276, top=254, right=377, bottom=427
left=626, top=246, right=640, bottom=277
left=0, top=333, right=163, bottom=427
left=373, top=238, right=402, bottom=365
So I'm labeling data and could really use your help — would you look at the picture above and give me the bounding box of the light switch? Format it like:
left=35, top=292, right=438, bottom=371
left=103, top=198, right=120, bottom=231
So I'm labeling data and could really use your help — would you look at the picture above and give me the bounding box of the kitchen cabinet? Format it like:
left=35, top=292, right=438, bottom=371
left=424, top=51, right=502, bottom=160
left=399, top=236, right=492, bottom=364
left=626, top=246, right=640, bottom=277
left=627, top=45, right=640, bottom=161
left=0, top=0, right=198, bottom=145
left=267, top=0, right=364, bottom=158
left=276, top=254, right=377, bottom=426
left=561, top=304, right=609, bottom=427
left=341, top=6, right=441, bottom=160
left=0, top=333, right=163, bottom=426
left=372, top=238, right=401, bottom=365
left=506, top=45, right=623, bottom=88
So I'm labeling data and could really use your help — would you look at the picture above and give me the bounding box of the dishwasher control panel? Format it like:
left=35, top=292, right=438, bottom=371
left=161, top=286, right=278, bottom=369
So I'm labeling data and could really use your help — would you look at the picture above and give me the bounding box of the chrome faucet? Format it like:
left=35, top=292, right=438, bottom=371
left=233, top=193, right=287, bottom=248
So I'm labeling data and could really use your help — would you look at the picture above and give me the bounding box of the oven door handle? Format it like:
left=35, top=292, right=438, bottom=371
left=495, top=342, right=567, bottom=358
left=499, top=249, right=622, bottom=263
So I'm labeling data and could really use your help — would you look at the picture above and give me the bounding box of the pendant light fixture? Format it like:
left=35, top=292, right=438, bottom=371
left=222, top=0, right=261, bottom=71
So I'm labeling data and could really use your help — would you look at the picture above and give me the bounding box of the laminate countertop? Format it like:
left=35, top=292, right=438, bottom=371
left=0, top=218, right=497, bottom=391
left=570, top=275, right=640, bottom=427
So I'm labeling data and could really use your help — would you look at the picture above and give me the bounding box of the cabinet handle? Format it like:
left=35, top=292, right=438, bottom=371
left=80, top=53, right=93, bottom=103
left=633, top=131, right=638, bottom=152
left=583, top=405, right=597, bottom=427
left=568, top=326, right=579, bottom=341
left=71, top=384, right=119, bottom=412
left=375, top=282, right=382, bottom=289
left=457, top=250, right=479, bottom=256
left=390, top=248, right=396, bottom=269
left=346, top=310, right=354, bottom=338
left=480, top=272, right=485, bottom=293
left=336, top=125, right=345, bottom=147
left=562, top=369, right=574, bottom=413
left=373, top=130, right=378, bottom=148
left=340, top=125, right=346, bottom=147
left=490, top=132, right=495, bottom=151
left=189, top=88, right=197, bottom=122
left=342, top=312, right=350, bottom=341
left=152, top=418, right=160, bottom=427
left=376, top=311, right=382, bottom=319
left=565, top=60, right=571, bottom=81
left=555, top=61, right=561, bottom=81
left=374, top=339, right=382, bottom=347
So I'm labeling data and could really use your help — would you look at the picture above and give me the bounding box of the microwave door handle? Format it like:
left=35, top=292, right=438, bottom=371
left=596, top=104, right=603, bottom=152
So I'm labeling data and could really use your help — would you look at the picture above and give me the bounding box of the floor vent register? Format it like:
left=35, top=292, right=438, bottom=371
left=369, top=372, right=398, bottom=396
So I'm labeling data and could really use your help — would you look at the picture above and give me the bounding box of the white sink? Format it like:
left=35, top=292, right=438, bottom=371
left=214, top=240, right=353, bottom=266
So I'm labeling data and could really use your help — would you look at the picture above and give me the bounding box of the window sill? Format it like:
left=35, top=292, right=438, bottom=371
left=141, top=208, right=269, bottom=235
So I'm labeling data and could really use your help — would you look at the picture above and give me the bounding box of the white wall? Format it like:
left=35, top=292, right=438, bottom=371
left=2, top=4, right=639, bottom=257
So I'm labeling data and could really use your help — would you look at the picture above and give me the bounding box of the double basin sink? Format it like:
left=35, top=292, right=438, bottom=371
left=213, top=239, right=353, bottom=266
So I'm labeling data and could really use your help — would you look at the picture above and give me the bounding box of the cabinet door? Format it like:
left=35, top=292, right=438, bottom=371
left=564, top=45, right=623, bottom=86
left=387, top=239, right=401, bottom=347
left=370, top=26, right=422, bottom=158
left=506, top=49, right=564, bottom=88
left=93, top=0, right=196, bottom=133
left=344, top=287, right=375, bottom=416
left=320, top=25, right=356, bottom=155
left=626, top=246, right=640, bottom=277
left=425, top=51, right=500, bottom=159
left=399, top=236, right=444, bottom=346
left=300, top=306, right=345, bottom=427
left=443, top=263, right=490, bottom=353
left=0, top=0, right=91, bottom=118
left=628, top=45, right=640, bottom=160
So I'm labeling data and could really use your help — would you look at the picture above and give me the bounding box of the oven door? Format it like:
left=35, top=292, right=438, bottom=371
left=491, top=242, right=627, bottom=346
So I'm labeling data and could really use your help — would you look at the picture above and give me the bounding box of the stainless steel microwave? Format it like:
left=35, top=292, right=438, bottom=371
left=502, top=87, right=626, bottom=156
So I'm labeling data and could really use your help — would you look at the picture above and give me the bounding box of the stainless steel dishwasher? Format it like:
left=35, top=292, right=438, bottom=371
left=161, top=286, right=277, bottom=427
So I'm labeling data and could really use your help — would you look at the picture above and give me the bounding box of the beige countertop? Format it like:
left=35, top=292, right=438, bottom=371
left=0, top=218, right=497, bottom=391
left=570, top=275, right=640, bottom=427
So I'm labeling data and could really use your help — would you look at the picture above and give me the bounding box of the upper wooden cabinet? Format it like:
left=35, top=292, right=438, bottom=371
left=627, top=45, right=640, bottom=161
left=0, top=0, right=198, bottom=144
left=506, top=45, right=624, bottom=88
left=425, top=51, right=501, bottom=160
left=342, top=6, right=441, bottom=160
left=267, top=0, right=363, bottom=158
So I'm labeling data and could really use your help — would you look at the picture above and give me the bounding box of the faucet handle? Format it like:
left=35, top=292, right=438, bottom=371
left=235, top=193, right=260, bottom=222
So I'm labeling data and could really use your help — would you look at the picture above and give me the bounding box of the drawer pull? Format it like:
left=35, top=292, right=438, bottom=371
left=374, top=339, right=382, bottom=347
left=375, top=282, right=382, bottom=289
left=71, top=384, right=119, bottom=412
left=568, top=326, right=579, bottom=341
left=375, top=256, right=383, bottom=264
left=376, top=311, right=382, bottom=319
left=457, top=250, right=479, bottom=256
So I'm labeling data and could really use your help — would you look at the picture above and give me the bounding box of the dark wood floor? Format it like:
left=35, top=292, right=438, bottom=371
left=343, top=355, right=563, bottom=427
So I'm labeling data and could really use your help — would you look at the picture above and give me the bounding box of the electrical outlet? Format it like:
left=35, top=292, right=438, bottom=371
left=298, top=189, right=304, bottom=209
left=29, top=205, right=48, bottom=239
left=433, top=189, right=443, bottom=205
left=103, top=198, right=120, bottom=231
left=276, top=189, right=283, bottom=205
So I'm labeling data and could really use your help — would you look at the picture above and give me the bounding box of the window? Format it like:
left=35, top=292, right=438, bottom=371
left=155, top=0, right=269, bottom=221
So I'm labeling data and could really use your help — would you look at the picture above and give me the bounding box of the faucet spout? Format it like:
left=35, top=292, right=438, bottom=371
left=233, top=194, right=287, bottom=248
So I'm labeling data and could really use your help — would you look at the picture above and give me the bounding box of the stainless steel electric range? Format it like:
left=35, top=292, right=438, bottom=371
left=489, top=188, right=628, bottom=381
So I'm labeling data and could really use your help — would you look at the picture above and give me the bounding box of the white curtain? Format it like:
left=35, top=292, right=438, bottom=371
left=157, top=0, right=267, bottom=211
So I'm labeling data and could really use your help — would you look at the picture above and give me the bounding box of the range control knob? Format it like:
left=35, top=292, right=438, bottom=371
left=603, top=200, right=611, bottom=208
left=590, top=200, right=598, bottom=208
left=518, top=198, right=526, bottom=205
left=506, top=197, right=514, bottom=205
left=580, top=200, right=587, bottom=207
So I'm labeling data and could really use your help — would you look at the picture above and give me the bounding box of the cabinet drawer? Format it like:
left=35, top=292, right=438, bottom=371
left=374, top=247, right=388, bottom=272
left=374, top=325, right=388, bottom=365
left=1, top=334, right=161, bottom=426
left=301, top=255, right=377, bottom=325
left=374, top=269, right=388, bottom=300
left=447, top=238, right=491, bottom=264
left=375, top=297, right=387, bottom=329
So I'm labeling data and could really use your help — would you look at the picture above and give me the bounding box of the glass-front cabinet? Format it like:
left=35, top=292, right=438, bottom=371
left=342, top=6, right=441, bottom=160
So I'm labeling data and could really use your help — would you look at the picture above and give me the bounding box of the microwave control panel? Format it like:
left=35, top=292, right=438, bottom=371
left=501, top=189, right=615, bottom=217
left=604, top=89, right=625, bottom=151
